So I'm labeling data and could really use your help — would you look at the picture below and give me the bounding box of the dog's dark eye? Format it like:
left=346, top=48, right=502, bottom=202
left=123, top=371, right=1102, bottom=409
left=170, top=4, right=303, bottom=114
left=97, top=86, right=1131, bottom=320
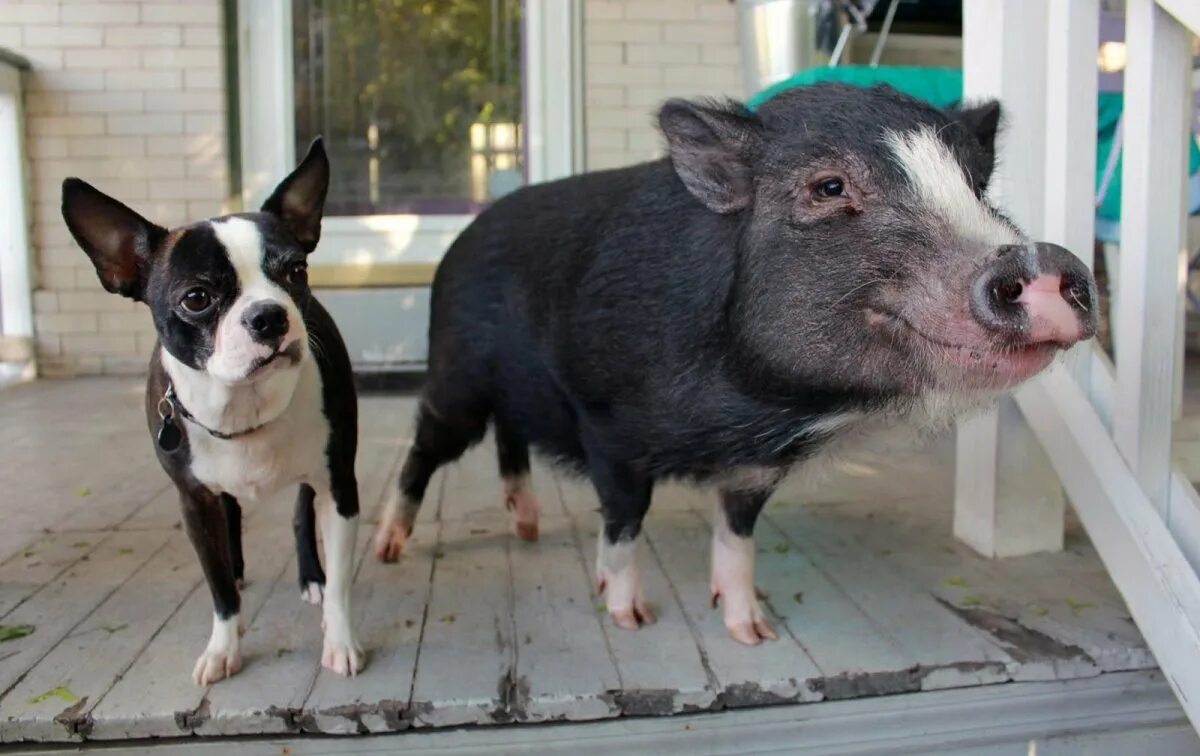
left=287, top=261, right=308, bottom=286
left=813, top=177, right=845, bottom=199
left=180, top=288, right=212, bottom=314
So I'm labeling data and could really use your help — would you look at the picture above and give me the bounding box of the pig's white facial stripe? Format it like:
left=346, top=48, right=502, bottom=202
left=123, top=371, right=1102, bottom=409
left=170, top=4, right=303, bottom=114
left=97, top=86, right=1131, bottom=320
left=885, top=127, right=1020, bottom=249
left=206, top=218, right=306, bottom=384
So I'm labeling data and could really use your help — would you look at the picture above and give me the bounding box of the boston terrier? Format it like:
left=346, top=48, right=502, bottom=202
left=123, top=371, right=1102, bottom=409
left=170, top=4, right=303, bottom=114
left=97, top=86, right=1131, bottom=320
left=61, top=139, right=364, bottom=684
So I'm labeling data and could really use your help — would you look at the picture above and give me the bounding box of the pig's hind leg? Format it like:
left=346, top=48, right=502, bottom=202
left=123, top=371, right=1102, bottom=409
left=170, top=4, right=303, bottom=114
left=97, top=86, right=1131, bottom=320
left=592, top=458, right=656, bottom=630
left=711, top=488, right=777, bottom=645
left=496, top=419, right=539, bottom=542
left=374, top=397, right=488, bottom=562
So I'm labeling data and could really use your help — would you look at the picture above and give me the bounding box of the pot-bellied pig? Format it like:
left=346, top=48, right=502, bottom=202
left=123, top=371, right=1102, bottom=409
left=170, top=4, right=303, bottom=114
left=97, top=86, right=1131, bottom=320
left=373, top=83, right=1097, bottom=645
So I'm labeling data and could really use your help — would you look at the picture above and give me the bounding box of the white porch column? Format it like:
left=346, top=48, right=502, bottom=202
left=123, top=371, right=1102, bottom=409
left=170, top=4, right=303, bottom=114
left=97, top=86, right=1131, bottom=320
left=0, top=52, right=34, bottom=383
left=1115, top=0, right=1192, bottom=519
left=953, top=0, right=1064, bottom=558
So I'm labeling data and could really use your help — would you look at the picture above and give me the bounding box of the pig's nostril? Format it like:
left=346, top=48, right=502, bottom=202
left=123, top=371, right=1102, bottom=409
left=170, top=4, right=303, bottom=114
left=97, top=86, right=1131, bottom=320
left=992, top=281, right=1023, bottom=305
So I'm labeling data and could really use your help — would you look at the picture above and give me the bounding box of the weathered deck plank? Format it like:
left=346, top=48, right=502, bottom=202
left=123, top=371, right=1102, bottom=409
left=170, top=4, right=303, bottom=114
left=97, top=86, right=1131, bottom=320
left=408, top=516, right=515, bottom=727
left=0, top=531, right=199, bottom=741
left=765, top=500, right=1018, bottom=690
left=0, top=530, right=173, bottom=706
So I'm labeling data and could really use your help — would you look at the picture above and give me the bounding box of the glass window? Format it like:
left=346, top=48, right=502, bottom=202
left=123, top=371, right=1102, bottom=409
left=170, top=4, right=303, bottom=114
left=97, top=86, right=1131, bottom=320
left=292, top=0, right=524, bottom=216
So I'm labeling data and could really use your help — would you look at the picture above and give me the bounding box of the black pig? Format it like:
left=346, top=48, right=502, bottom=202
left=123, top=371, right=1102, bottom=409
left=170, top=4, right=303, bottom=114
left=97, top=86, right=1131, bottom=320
left=373, top=83, right=1097, bottom=645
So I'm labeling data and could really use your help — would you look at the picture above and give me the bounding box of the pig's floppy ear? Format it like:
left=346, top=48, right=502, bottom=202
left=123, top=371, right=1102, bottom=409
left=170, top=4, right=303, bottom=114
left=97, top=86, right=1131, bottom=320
left=659, top=98, right=761, bottom=214
left=261, top=136, right=330, bottom=253
left=61, top=178, right=167, bottom=301
left=952, top=100, right=1002, bottom=189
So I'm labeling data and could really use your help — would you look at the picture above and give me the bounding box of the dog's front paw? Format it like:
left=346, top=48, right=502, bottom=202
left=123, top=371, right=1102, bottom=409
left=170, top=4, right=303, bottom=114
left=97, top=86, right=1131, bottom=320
left=192, top=647, right=242, bottom=686
left=321, top=615, right=364, bottom=676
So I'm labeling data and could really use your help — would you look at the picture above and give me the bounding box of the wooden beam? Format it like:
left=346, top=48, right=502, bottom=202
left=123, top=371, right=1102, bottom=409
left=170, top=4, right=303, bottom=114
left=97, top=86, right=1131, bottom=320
left=954, top=0, right=1064, bottom=558
left=1156, top=0, right=1200, bottom=37
left=1043, top=0, right=1099, bottom=386
left=1114, top=0, right=1192, bottom=517
left=1016, top=362, right=1200, bottom=732
left=308, top=262, right=438, bottom=289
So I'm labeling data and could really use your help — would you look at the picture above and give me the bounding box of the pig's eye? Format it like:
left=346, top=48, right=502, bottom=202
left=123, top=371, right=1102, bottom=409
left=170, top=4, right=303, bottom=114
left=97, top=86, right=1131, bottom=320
left=813, top=177, right=845, bottom=199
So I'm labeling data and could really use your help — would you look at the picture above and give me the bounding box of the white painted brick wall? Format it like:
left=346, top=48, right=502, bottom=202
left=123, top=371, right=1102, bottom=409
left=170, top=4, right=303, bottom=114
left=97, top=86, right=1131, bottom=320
left=5, top=0, right=229, bottom=377
left=583, top=0, right=744, bottom=170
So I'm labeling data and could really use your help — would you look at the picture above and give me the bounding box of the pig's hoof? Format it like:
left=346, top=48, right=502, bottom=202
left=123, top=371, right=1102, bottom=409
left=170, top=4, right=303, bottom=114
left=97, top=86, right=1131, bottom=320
left=504, top=483, right=540, bottom=542
left=373, top=519, right=410, bottom=562
left=711, top=586, right=777, bottom=645
left=597, top=572, right=655, bottom=630
left=321, top=617, right=364, bottom=676
left=192, top=648, right=242, bottom=686
left=300, top=581, right=324, bottom=606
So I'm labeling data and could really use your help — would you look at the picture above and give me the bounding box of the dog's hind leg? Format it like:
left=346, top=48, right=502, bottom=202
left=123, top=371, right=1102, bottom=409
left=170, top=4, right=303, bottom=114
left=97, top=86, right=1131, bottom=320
left=294, top=484, right=325, bottom=605
left=495, top=418, right=539, bottom=541
left=374, top=395, right=488, bottom=561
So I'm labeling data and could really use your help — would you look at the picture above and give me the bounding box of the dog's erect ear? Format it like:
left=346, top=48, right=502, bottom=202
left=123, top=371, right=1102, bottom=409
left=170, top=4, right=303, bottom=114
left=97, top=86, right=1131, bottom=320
left=261, top=137, right=330, bottom=254
left=659, top=98, right=762, bottom=214
left=61, top=178, right=167, bottom=301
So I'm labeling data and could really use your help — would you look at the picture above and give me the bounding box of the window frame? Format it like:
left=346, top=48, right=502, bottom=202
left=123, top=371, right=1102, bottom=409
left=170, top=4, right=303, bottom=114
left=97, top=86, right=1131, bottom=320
left=234, top=0, right=582, bottom=285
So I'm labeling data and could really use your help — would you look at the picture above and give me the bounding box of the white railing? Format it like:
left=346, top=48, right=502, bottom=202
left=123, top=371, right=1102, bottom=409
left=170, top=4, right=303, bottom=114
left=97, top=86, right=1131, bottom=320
left=0, top=49, right=33, bottom=384
left=957, top=0, right=1200, bottom=733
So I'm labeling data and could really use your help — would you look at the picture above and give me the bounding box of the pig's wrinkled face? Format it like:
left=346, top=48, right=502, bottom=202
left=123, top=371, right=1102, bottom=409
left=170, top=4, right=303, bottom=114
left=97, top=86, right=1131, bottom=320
left=659, top=83, right=1097, bottom=402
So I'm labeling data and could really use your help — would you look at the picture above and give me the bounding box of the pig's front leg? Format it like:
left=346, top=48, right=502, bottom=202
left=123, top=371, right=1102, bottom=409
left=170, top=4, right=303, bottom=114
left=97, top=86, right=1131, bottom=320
left=592, top=460, right=655, bottom=630
left=711, top=488, right=777, bottom=645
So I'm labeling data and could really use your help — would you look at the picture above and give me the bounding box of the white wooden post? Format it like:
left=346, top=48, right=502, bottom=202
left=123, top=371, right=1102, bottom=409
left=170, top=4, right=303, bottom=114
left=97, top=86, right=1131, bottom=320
left=523, top=0, right=583, bottom=183
left=1114, top=0, right=1192, bottom=519
left=1043, top=0, right=1098, bottom=387
left=954, top=0, right=1065, bottom=558
left=0, top=53, right=34, bottom=383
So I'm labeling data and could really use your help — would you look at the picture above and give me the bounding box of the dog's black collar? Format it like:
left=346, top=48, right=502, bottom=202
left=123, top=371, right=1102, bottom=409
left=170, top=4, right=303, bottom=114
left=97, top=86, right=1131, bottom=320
left=156, top=383, right=269, bottom=451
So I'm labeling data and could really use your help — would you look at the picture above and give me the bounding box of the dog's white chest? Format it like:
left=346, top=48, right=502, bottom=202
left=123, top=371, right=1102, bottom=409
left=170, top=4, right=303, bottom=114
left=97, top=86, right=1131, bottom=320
left=185, top=360, right=329, bottom=501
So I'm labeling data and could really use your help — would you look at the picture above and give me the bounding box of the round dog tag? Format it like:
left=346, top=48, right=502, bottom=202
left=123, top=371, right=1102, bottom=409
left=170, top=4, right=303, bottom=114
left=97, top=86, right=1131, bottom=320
left=157, top=418, right=182, bottom=452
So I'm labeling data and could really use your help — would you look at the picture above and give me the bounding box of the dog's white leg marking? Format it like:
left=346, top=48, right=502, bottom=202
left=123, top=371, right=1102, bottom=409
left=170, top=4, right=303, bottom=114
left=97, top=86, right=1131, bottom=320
left=504, top=474, right=540, bottom=542
left=192, top=612, right=242, bottom=685
left=300, top=582, right=323, bottom=606
left=596, top=530, right=655, bottom=630
left=318, top=491, right=363, bottom=675
left=710, top=500, right=776, bottom=645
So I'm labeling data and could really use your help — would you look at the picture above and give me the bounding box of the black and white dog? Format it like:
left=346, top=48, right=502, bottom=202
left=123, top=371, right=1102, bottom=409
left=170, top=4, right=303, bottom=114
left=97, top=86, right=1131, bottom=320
left=61, top=139, right=363, bottom=684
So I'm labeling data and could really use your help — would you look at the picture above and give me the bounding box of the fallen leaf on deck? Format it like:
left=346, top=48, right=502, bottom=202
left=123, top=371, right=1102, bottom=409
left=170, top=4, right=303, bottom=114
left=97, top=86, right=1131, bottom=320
left=1027, top=605, right=1049, bottom=617
left=439, top=613, right=456, bottom=623
left=71, top=541, right=89, bottom=549
left=73, top=487, right=90, bottom=497
left=960, top=594, right=981, bottom=607
left=0, top=625, right=35, bottom=642
left=793, top=592, right=804, bottom=604
left=1065, top=597, right=1095, bottom=615
left=773, top=543, right=790, bottom=554
left=117, top=548, right=134, bottom=555
left=101, top=624, right=127, bottom=634
left=26, top=686, right=78, bottom=705
left=942, top=576, right=968, bottom=588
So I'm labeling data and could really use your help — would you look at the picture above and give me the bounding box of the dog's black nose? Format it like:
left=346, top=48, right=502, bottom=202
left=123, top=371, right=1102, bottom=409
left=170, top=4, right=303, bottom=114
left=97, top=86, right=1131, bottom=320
left=242, top=301, right=289, bottom=343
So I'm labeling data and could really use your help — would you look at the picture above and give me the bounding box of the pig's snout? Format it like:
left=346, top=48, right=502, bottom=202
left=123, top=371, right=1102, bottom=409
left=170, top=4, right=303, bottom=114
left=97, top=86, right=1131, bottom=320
left=969, top=242, right=1098, bottom=347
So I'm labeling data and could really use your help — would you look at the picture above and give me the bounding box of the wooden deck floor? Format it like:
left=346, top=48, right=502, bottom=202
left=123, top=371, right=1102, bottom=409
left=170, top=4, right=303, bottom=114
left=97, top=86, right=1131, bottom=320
left=0, top=377, right=1168, bottom=744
